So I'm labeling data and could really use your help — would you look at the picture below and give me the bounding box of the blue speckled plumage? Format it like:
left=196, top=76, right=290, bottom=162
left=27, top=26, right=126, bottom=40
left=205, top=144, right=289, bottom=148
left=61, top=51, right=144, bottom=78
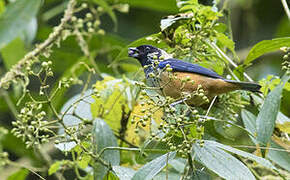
left=157, top=59, right=223, bottom=79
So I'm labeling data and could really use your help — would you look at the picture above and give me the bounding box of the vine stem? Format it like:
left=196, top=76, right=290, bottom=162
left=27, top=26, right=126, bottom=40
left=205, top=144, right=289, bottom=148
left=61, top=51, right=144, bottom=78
left=281, top=0, right=290, bottom=20
left=0, top=0, right=77, bottom=89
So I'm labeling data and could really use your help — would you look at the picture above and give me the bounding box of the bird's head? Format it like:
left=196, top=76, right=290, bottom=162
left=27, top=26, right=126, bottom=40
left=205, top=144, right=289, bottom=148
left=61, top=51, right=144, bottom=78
left=128, top=45, right=172, bottom=66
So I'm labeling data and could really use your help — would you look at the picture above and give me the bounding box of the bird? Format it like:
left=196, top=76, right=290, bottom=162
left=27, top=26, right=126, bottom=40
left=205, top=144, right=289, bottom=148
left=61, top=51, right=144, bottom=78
left=128, top=45, right=261, bottom=106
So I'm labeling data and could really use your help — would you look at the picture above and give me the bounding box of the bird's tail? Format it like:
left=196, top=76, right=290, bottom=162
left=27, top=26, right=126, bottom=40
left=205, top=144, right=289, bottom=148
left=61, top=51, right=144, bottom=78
left=225, top=80, right=261, bottom=92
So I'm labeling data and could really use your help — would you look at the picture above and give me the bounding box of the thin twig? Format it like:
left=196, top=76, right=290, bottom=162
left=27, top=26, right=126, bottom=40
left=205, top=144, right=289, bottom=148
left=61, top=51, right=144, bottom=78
left=205, top=96, right=217, bottom=117
left=8, top=161, right=46, bottom=180
left=281, top=0, right=290, bottom=20
left=207, top=40, right=254, bottom=82
left=0, top=0, right=77, bottom=89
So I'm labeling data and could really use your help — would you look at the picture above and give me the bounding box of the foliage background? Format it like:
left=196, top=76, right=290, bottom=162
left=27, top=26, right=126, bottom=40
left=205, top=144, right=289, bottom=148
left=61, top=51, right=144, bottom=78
left=0, top=0, right=289, bottom=179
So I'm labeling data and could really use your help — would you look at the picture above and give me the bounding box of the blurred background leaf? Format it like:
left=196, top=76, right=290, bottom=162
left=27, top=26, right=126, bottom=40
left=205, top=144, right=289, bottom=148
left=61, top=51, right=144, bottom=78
left=0, top=0, right=41, bottom=48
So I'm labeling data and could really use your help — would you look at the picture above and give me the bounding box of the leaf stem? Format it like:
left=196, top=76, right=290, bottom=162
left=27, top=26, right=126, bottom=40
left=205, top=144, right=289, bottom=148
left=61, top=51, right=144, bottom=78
left=281, top=0, right=290, bottom=20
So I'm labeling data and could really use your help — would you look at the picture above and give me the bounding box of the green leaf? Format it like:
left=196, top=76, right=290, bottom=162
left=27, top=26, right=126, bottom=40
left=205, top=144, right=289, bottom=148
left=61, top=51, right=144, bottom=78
left=0, top=0, right=5, bottom=14
left=132, top=152, right=176, bottom=180
left=193, top=142, right=255, bottom=180
left=256, top=83, right=284, bottom=146
left=205, top=140, right=276, bottom=170
left=104, top=171, right=119, bottom=180
left=7, top=169, right=29, bottom=180
left=21, top=17, right=37, bottom=44
left=245, top=37, right=290, bottom=64
left=0, top=0, right=41, bottom=48
left=242, top=110, right=290, bottom=171
left=92, top=118, right=120, bottom=180
left=168, top=158, right=186, bottom=173
left=1, top=38, right=26, bottom=69
left=48, top=161, right=63, bottom=175
left=119, top=0, right=178, bottom=13
left=55, top=90, right=94, bottom=151
left=77, top=154, right=91, bottom=169
left=153, top=172, right=181, bottom=180
left=216, top=33, right=235, bottom=53
left=112, top=166, right=136, bottom=180
left=160, top=14, right=191, bottom=31
left=267, top=142, right=290, bottom=171
left=241, top=110, right=258, bottom=144
left=192, top=170, right=212, bottom=180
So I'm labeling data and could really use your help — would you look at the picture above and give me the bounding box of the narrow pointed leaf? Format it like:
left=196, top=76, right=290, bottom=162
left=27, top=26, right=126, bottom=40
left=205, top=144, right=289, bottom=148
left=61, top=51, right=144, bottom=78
left=193, top=143, right=255, bottom=180
left=132, top=152, right=176, bottom=180
left=205, top=140, right=276, bottom=169
left=256, top=83, right=284, bottom=145
left=267, top=142, right=290, bottom=171
left=241, top=110, right=258, bottom=144
left=112, top=166, right=136, bottom=180
left=245, top=37, right=290, bottom=64
left=93, top=118, right=120, bottom=179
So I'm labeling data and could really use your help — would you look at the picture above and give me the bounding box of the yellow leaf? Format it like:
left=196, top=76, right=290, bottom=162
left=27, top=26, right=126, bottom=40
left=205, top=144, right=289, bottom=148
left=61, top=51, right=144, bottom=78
left=125, top=98, right=163, bottom=146
left=276, top=122, right=290, bottom=134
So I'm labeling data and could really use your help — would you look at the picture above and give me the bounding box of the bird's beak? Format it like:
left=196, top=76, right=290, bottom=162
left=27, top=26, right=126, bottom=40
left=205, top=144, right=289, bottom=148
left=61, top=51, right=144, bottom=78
left=128, top=47, right=139, bottom=58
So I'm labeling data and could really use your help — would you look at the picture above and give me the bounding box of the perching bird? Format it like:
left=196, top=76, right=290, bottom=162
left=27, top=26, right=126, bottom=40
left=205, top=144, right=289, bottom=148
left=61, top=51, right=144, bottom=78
left=128, top=45, right=261, bottom=106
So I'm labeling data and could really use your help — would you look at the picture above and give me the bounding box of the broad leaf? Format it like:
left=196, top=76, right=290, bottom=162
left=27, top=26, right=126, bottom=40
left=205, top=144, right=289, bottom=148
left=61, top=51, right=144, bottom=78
left=132, top=152, right=176, bottom=180
left=245, top=37, right=290, bottom=64
left=241, top=110, right=258, bottom=144
left=112, top=166, right=136, bottom=180
left=55, top=90, right=94, bottom=151
left=7, top=169, right=29, bottom=180
left=153, top=172, right=181, bottom=180
left=267, top=142, right=290, bottom=171
left=256, top=83, right=284, bottom=146
left=0, top=0, right=41, bottom=48
left=242, top=110, right=290, bottom=171
left=92, top=118, right=120, bottom=180
left=48, top=161, right=63, bottom=175
left=119, top=0, right=178, bottom=13
left=193, top=143, right=255, bottom=180
left=205, top=141, right=276, bottom=170
left=1, top=38, right=26, bottom=69
left=168, top=158, right=186, bottom=173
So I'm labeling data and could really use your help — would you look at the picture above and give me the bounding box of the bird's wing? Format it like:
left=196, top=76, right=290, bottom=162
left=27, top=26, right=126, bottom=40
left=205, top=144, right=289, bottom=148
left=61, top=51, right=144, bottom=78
left=158, top=59, right=223, bottom=79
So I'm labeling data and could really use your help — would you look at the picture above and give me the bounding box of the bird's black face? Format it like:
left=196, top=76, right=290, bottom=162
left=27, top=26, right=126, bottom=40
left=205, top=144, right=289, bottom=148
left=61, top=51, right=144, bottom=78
left=128, top=45, right=161, bottom=66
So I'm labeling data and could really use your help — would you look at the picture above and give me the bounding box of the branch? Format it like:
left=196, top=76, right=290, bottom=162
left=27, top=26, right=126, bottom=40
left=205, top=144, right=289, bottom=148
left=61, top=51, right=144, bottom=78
left=0, top=0, right=77, bottom=89
left=207, top=41, right=254, bottom=82
left=281, top=0, right=290, bottom=20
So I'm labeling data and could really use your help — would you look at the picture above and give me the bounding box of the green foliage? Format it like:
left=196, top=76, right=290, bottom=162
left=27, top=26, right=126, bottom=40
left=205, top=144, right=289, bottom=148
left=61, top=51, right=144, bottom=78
left=1, top=38, right=27, bottom=69
left=0, top=0, right=41, bottom=48
left=256, top=82, right=284, bottom=146
left=0, top=0, right=289, bottom=179
left=92, top=118, right=120, bottom=179
left=119, top=0, right=178, bottom=13
left=132, top=152, right=176, bottom=180
left=194, top=142, right=255, bottom=180
left=241, top=109, right=290, bottom=172
left=245, top=37, right=290, bottom=65
left=7, top=169, right=29, bottom=180
left=48, top=161, right=63, bottom=175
